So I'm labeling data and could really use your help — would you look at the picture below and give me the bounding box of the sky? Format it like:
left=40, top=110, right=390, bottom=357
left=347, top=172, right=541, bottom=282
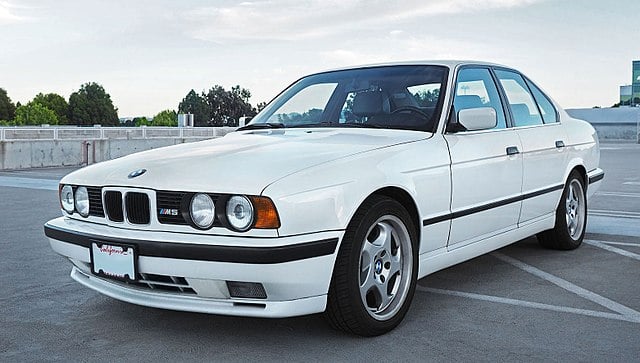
left=1, top=0, right=639, bottom=117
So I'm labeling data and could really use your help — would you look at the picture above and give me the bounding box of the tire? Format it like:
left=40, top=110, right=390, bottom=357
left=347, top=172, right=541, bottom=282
left=537, top=171, right=587, bottom=250
left=325, top=195, right=418, bottom=336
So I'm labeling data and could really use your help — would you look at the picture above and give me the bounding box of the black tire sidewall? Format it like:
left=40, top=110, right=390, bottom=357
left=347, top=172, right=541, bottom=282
left=555, top=172, right=587, bottom=248
left=340, top=197, right=419, bottom=334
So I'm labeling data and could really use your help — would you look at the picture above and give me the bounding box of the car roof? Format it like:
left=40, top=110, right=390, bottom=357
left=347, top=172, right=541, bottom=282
left=316, top=60, right=508, bottom=73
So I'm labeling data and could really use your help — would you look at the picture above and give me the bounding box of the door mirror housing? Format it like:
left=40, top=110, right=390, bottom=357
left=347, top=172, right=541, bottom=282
left=457, top=107, right=497, bottom=131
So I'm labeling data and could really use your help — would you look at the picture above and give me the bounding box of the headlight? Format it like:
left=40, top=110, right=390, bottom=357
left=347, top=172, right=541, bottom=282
left=75, top=186, right=90, bottom=217
left=60, top=185, right=75, bottom=214
left=190, top=193, right=215, bottom=229
left=226, top=195, right=254, bottom=231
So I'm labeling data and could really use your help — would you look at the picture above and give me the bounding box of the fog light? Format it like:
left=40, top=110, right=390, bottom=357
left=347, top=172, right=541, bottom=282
left=226, top=281, right=267, bottom=299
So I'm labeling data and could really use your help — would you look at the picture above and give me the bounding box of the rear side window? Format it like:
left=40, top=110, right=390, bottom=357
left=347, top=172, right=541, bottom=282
left=494, top=70, right=544, bottom=127
left=526, top=80, right=558, bottom=124
left=454, top=68, right=507, bottom=129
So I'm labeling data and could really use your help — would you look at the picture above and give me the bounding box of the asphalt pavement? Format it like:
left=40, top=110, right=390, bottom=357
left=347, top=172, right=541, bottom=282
left=1, top=143, right=639, bottom=362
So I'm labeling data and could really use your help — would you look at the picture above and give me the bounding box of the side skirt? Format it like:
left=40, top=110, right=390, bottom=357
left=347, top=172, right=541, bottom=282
left=417, top=213, right=554, bottom=279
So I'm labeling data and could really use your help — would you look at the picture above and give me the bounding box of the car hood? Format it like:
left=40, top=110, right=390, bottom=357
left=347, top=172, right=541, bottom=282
left=62, top=128, right=432, bottom=194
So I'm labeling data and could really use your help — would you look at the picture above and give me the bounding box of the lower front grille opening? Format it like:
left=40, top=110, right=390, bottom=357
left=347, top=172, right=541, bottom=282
left=226, top=281, right=267, bottom=299
left=232, top=302, right=267, bottom=309
left=125, top=273, right=196, bottom=295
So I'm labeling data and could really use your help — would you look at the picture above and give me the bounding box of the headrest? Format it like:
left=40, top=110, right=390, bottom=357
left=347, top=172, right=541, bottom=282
left=454, top=95, right=483, bottom=110
left=511, top=103, right=531, bottom=119
left=352, top=91, right=383, bottom=116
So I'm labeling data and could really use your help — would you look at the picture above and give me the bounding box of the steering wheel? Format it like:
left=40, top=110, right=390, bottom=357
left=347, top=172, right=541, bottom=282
left=391, top=106, right=430, bottom=119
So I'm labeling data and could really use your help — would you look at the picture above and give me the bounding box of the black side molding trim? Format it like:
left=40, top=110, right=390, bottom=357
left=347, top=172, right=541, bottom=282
left=588, top=172, right=604, bottom=184
left=423, top=184, right=564, bottom=226
left=44, top=224, right=338, bottom=264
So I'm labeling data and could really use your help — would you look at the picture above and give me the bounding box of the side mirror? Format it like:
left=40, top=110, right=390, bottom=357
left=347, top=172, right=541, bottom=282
left=457, top=107, right=497, bottom=131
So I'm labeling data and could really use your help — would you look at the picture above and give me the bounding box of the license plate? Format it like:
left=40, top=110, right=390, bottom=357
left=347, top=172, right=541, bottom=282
left=91, top=242, right=137, bottom=282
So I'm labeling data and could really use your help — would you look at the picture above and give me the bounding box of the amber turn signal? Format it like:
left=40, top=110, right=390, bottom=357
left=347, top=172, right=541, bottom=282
left=250, top=196, right=281, bottom=229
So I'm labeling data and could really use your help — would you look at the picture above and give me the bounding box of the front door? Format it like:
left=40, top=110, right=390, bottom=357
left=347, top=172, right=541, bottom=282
left=444, top=67, right=523, bottom=250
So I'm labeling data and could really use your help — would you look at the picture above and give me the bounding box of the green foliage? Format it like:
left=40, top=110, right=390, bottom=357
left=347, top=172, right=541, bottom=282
left=68, top=82, right=119, bottom=126
left=152, top=109, right=177, bottom=126
left=33, top=93, right=69, bottom=124
left=14, top=101, right=58, bottom=125
left=179, top=85, right=256, bottom=127
left=133, top=117, right=151, bottom=126
left=0, top=88, right=16, bottom=121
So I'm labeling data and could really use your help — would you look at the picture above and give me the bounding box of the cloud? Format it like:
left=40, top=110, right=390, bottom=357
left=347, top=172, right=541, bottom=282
left=183, top=0, right=544, bottom=42
left=0, top=1, right=26, bottom=25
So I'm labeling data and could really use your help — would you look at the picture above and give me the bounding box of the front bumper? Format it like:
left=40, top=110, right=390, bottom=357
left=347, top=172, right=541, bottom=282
left=45, top=217, right=343, bottom=318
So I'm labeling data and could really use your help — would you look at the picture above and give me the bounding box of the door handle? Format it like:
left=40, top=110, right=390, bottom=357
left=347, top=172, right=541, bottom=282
left=506, top=146, right=520, bottom=156
left=555, top=140, right=565, bottom=148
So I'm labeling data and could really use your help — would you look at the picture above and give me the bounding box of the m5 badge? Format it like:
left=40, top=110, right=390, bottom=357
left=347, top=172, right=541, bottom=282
left=159, top=208, right=179, bottom=216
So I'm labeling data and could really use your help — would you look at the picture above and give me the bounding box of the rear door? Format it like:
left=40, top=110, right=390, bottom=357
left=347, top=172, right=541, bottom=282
left=493, top=69, right=567, bottom=224
left=444, top=67, right=523, bottom=250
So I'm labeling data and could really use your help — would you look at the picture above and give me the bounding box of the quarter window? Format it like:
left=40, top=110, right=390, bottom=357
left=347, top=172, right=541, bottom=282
left=526, top=80, right=558, bottom=124
left=494, top=70, right=544, bottom=127
left=453, top=68, right=507, bottom=130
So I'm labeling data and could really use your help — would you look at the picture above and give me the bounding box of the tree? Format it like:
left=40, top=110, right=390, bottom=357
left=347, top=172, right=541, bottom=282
left=33, top=93, right=69, bottom=124
left=152, top=109, right=177, bottom=126
left=0, top=88, right=16, bottom=122
left=178, top=90, right=209, bottom=127
left=178, top=85, right=257, bottom=127
left=255, top=101, right=268, bottom=113
left=133, top=116, right=151, bottom=126
left=203, top=85, right=255, bottom=126
left=14, top=102, right=58, bottom=125
left=68, top=82, right=119, bottom=126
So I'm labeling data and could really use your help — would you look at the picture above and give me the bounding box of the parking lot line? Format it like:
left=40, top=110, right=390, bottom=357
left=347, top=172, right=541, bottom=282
left=584, top=239, right=640, bottom=262
left=594, top=240, right=640, bottom=247
left=595, top=191, right=640, bottom=199
left=417, top=286, right=640, bottom=324
left=588, top=210, right=640, bottom=219
left=492, top=252, right=640, bottom=321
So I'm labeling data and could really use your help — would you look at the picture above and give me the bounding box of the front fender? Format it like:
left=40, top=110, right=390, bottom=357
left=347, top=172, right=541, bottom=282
left=262, top=137, right=452, bottom=255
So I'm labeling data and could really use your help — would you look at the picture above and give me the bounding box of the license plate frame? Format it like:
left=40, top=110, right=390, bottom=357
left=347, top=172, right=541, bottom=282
left=90, top=241, right=138, bottom=282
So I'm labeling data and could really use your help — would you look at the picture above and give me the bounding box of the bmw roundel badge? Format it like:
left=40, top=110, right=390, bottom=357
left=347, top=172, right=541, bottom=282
left=128, top=168, right=147, bottom=179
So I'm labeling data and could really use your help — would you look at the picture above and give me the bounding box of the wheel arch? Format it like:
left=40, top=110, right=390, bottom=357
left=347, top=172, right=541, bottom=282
left=367, top=186, right=422, bottom=249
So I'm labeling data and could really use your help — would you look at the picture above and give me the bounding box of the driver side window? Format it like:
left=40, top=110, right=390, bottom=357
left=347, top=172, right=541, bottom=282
left=454, top=68, right=507, bottom=130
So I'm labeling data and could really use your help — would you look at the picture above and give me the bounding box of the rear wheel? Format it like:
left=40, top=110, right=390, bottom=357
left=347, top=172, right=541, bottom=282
left=537, top=171, right=587, bottom=250
left=325, top=195, right=418, bottom=336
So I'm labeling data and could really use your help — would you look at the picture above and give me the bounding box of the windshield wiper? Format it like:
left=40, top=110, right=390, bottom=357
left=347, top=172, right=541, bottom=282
left=337, top=122, right=384, bottom=129
left=285, top=121, right=336, bottom=128
left=237, top=122, right=285, bottom=131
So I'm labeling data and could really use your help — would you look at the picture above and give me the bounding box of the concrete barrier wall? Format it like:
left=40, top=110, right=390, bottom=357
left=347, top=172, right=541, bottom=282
left=0, top=138, right=210, bottom=170
left=0, top=126, right=237, bottom=170
left=566, top=108, right=639, bottom=142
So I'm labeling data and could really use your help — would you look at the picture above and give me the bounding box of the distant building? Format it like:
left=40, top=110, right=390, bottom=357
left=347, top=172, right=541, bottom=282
left=619, top=60, right=640, bottom=107
left=620, top=85, right=632, bottom=106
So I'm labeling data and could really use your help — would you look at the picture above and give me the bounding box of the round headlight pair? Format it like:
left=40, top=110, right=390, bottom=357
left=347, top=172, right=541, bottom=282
left=189, top=194, right=255, bottom=231
left=60, top=185, right=90, bottom=217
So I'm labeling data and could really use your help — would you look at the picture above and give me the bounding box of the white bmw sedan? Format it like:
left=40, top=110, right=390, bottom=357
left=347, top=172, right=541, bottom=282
left=45, top=61, right=604, bottom=336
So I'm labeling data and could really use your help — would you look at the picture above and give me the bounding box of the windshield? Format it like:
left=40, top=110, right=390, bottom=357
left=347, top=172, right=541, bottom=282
left=248, top=65, right=449, bottom=132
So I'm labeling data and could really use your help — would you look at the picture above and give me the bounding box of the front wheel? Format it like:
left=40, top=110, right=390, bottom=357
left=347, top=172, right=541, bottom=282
left=325, top=195, right=418, bottom=336
left=537, top=171, right=587, bottom=250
